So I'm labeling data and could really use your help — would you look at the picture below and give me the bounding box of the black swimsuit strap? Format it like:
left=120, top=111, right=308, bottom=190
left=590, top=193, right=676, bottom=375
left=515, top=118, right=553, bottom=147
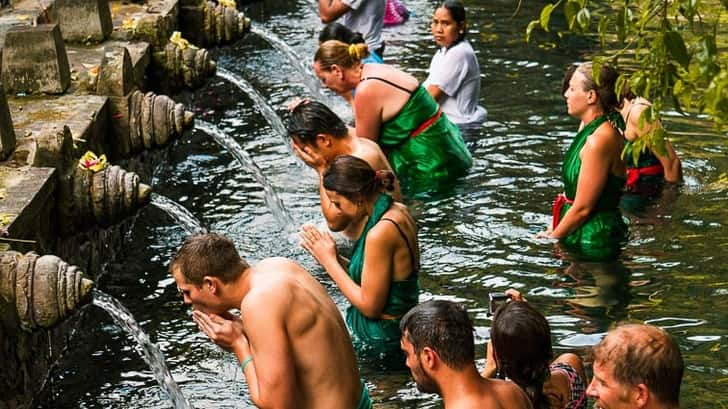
left=380, top=217, right=419, bottom=274
left=360, top=76, right=414, bottom=95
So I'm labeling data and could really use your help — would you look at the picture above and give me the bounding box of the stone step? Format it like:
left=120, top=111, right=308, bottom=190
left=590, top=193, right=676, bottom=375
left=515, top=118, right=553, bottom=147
left=109, top=0, right=179, bottom=49
left=0, top=165, right=56, bottom=253
left=66, top=40, right=150, bottom=94
left=7, top=94, right=110, bottom=163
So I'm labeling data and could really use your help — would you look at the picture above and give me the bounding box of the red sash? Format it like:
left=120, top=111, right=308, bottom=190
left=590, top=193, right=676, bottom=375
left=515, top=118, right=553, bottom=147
left=410, top=109, right=442, bottom=138
left=552, top=193, right=574, bottom=231
left=626, top=163, right=664, bottom=191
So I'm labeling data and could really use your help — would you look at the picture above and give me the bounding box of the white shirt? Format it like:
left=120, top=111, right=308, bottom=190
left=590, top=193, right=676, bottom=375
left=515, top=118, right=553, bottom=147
left=340, top=0, right=385, bottom=52
left=423, top=40, right=487, bottom=126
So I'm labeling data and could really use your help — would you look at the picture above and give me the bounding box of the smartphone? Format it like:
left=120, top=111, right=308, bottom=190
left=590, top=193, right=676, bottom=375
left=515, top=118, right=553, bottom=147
left=489, top=292, right=510, bottom=315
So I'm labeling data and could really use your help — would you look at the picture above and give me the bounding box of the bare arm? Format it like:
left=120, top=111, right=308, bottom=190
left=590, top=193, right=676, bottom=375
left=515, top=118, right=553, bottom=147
left=426, top=84, right=446, bottom=103
left=353, top=84, right=383, bottom=142
left=627, top=108, right=682, bottom=183
left=239, top=291, right=298, bottom=409
left=551, top=126, right=617, bottom=239
left=318, top=0, right=350, bottom=23
left=300, top=224, right=395, bottom=318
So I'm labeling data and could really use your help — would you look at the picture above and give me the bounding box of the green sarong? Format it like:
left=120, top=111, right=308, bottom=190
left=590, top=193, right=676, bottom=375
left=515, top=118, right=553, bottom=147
left=556, top=112, right=627, bottom=260
left=378, top=86, right=472, bottom=196
left=355, top=382, right=373, bottom=409
left=346, top=194, right=419, bottom=354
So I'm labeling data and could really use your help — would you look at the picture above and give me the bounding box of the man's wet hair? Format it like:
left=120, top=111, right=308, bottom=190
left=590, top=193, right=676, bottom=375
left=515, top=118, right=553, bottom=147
left=400, top=300, right=474, bottom=370
left=169, top=233, right=248, bottom=286
left=287, top=100, right=348, bottom=145
left=593, top=323, right=684, bottom=406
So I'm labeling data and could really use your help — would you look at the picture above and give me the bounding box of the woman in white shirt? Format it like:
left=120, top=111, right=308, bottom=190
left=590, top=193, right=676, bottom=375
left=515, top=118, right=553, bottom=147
left=424, top=1, right=487, bottom=126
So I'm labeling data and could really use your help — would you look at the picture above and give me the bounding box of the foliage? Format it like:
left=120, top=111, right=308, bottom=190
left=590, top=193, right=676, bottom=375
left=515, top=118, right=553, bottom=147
left=526, top=0, right=728, bottom=161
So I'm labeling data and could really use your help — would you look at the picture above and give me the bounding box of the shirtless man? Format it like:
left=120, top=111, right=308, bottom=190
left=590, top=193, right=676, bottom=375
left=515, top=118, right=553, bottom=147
left=587, top=323, right=684, bottom=409
left=400, top=300, right=533, bottom=409
left=288, top=99, right=401, bottom=235
left=170, top=233, right=371, bottom=408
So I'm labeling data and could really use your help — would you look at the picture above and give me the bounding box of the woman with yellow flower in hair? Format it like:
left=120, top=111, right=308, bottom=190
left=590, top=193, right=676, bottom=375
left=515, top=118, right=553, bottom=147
left=313, top=40, right=472, bottom=197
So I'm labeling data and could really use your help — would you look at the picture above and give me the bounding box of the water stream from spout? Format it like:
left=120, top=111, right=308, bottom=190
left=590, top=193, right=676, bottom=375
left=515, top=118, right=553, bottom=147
left=250, top=26, right=328, bottom=102
left=195, top=120, right=296, bottom=233
left=151, top=193, right=207, bottom=235
left=216, top=67, right=290, bottom=149
left=92, top=290, right=192, bottom=409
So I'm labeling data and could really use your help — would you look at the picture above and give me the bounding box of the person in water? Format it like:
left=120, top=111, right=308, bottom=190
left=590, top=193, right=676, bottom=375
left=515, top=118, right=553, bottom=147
left=400, top=300, right=533, bottom=409
left=317, top=0, right=385, bottom=57
left=619, top=85, right=682, bottom=191
left=313, top=40, right=473, bottom=196
left=424, top=0, right=487, bottom=126
left=287, top=99, right=402, bottom=232
left=483, top=290, right=587, bottom=409
left=170, top=233, right=372, bottom=408
left=300, top=155, right=419, bottom=356
left=587, top=323, right=684, bottom=409
left=319, top=22, right=383, bottom=64
left=540, top=62, right=627, bottom=260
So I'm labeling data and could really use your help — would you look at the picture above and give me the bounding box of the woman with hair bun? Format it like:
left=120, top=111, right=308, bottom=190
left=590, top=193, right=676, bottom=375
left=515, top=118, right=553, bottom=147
left=540, top=62, right=627, bottom=260
left=300, top=155, right=419, bottom=356
left=313, top=40, right=472, bottom=196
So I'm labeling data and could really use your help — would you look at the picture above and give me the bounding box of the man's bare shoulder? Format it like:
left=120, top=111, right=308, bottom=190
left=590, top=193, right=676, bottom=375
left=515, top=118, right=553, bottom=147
left=254, top=256, right=305, bottom=273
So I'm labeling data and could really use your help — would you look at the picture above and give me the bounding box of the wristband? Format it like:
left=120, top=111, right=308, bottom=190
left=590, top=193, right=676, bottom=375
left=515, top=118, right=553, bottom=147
left=240, top=356, right=254, bottom=371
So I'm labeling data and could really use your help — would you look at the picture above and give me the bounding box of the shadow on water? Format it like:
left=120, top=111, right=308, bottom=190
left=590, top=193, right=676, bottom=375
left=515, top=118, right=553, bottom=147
left=91, top=290, right=192, bottom=409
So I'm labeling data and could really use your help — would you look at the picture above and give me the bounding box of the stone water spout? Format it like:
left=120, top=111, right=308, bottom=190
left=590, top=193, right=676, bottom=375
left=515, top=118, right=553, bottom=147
left=199, top=1, right=251, bottom=46
left=155, top=35, right=216, bottom=88
left=0, top=251, right=93, bottom=331
left=61, top=163, right=151, bottom=233
left=127, top=90, right=195, bottom=151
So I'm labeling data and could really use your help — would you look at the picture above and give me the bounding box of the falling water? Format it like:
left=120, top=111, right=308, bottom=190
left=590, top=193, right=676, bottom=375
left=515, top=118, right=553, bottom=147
left=250, top=26, right=328, bottom=102
left=195, top=120, right=296, bottom=232
left=151, top=193, right=207, bottom=235
left=92, top=290, right=192, bottom=409
left=216, top=67, right=289, bottom=147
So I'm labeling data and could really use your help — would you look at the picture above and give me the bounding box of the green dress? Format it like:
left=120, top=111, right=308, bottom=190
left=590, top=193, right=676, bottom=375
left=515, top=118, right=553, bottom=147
left=377, top=85, right=473, bottom=195
left=346, top=194, right=419, bottom=354
left=556, top=113, right=627, bottom=260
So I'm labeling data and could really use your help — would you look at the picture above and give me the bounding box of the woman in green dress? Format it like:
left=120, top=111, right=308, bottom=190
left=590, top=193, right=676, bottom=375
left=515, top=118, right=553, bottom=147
left=313, top=40, right=472, bottom=196
left=540, top=63, right=627, bottom=260
left=300, top=155, right=419, bottom=357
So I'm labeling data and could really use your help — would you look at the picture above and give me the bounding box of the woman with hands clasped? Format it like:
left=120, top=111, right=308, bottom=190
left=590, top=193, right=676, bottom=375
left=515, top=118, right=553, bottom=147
left=300, top=155, right=419, bottom=357
left=483, top=289, right=587, bottom=409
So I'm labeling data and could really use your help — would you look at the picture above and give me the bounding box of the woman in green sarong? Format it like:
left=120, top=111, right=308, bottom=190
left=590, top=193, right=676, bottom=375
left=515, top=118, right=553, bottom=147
left=540, top=63, right=627, bottom=260
left=313, top=40, right=472, bottom=196
left=300, top=155, right=419, bottom=358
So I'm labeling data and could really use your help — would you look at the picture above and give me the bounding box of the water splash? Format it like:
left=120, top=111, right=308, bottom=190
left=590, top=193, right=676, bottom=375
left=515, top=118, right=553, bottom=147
left=250, top=26, right=328, bottom=102
left=92, top=290, right=192, bottom=409
left=216, top=67, right=290, bottom=148
left=195, top=120, right=296, bottom=232
left=151, top=193, right=207, bottom=235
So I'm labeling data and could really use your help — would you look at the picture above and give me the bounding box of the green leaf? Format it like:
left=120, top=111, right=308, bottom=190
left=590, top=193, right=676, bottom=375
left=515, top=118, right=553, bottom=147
left=526, top=20, right=540, bottom=42
left=540, top=4, right=556, bottom=32
left=576, top=7, right=591, bottom=31
left=616, top=74, right=628, bottom=100
left=664, top=31, right=690, bottom=68
left=597, top=16, right=609, bottom=47
left=565, top=1, right=581, bottom=30
left=592, top=59, right=603, bottom=86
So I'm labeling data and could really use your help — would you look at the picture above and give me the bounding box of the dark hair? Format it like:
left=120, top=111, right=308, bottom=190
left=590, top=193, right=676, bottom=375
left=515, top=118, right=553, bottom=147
left=593, top=323, right=684, bottom=406
left=315, top=40, right=370, bottom=70
left=287, top=100, right=348, bottom=144
left=619, top=81, right=637, bottom=102
left=169, top=233, right=249, bottom=286
left=400, top=300, right=475, bottom=370
left=319, top=22, right=365, bottom=45
left=491, top=301, right=553, bottom=409
left=562, top=64, right=577, bottom=97
left=322, top=155, right=395, bottom=202
left=436, top=0, right=467, bottom=43
left=575, top=62, right=620, bottom=113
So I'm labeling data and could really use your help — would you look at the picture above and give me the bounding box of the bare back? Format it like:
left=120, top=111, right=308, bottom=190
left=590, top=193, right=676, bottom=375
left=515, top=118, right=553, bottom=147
left=449, top=378, right=533, bottom=409
left=243, top=257, right=361, bottom=409
left=353, top=137, right=403, bottom=201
